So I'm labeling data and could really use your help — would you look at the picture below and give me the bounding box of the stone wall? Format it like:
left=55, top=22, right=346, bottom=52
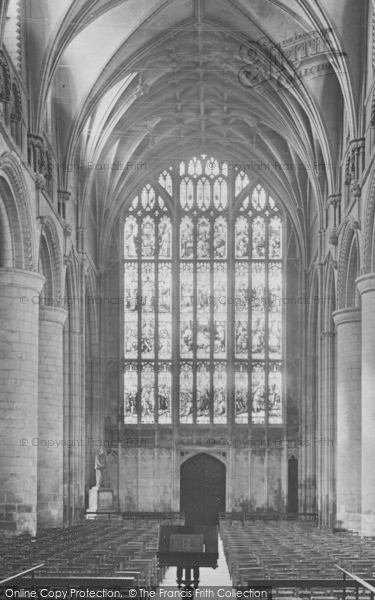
left=0, top=270, right=44, bottom=534
left=106, top=443, right=287, bottom=514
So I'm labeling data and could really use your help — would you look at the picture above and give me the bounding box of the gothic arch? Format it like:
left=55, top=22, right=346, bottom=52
left=0, top=189, right=14, bottom=267
left=39, top=235, right=53, bottom=299
left=179, top=450, right=228, bottom=467
left=122, top=158, right=284, bottom=427
left=63, top=252, right=79, bottom=325
left=363, top=172, right=375, bottom=274
left=337, top=220, right=361, bottom=309
left=0, top=152, right=36, bottom=270
left=39, top=216, right=63, bottom=300
left=323, top=258, right=337, bottom=332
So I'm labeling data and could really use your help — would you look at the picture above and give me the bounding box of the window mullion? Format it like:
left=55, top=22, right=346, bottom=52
left=193, top=198, right=197, bottom=425
left=137, top=215, right=142, bottom=426
left=248, top=213, right=252, bottom=426
left=172, top=162, right=180, bottom=426
left=210, top=205, right=214, bottom=424
left=155, top=217, right=159, bottom=424
left=265, top=208, right=270, bottom=426
left=228, top=175, right=235, bottom=428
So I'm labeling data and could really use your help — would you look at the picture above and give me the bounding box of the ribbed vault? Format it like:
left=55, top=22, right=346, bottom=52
left=13, top=0, right=364, bottom=270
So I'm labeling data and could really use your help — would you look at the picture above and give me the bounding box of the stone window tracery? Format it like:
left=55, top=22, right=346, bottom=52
left=123, top=156, right=283, bottom=425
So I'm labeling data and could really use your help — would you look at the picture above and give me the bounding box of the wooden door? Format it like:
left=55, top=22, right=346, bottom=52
left=180, top=454, right=225, bottom=525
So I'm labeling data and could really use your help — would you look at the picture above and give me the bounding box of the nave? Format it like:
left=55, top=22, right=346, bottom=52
left=2, top=517, right=375, bottom=599
left=3, top=6, right=375, bottom=599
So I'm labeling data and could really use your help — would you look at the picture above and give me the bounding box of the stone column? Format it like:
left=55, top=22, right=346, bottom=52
left=0, top=268, right=44, bottom=535
left=332, top=308, right=361, bottom=532
left=320, top=329, right=336, bottom=527
left=37, top=306, right=68, bottom=528
left=357, top=274, right=375, bottom=536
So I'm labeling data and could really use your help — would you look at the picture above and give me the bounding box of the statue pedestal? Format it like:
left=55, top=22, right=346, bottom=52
left=86, top=487, right=116, bottom=519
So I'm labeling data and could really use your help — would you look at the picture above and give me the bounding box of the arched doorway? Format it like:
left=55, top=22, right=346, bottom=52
left=180, top=454, right=225, bottom=525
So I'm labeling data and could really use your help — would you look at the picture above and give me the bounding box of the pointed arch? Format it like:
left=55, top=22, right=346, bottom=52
left=337, top=219, right=361, bottom=309
left=0, top=153, right=37, bottom=270
left=123, top=154, right=285, bottom=427
left=38, top=215, right=63, bottom=301
left=0, top=186, right=14, bottom=267
left=364, top=172, right=375, bottom=274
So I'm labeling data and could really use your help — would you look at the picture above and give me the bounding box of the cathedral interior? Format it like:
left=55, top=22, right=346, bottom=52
left=0, top=0, right=374, bottom=556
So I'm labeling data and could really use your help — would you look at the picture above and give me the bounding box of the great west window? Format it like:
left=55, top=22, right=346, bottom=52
left=123, top=155, right=283, bottom=425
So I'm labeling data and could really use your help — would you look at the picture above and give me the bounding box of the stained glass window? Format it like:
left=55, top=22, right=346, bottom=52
left=159, top=169, right=173, bottom=196
left=124, top=159, right=283, bottom=425
left=123, top=185, right=172, bottom=424
left=234, top=185, right=283, bottom=424
left=235, top=170, right=250, bottom=197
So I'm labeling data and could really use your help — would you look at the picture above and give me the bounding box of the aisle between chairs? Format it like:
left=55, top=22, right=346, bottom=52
left=160, top=536, right=232, bottom=587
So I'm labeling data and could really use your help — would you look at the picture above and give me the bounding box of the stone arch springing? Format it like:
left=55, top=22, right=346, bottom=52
left=0, top=174, right=23, bottom=268
left=39, top=236, right=53, bottom=301
left=346, top=236, right=360, bottom=308
left=38, top=216, right=63, bottom=301
left=0, top=191, right=14, bottom=267
left=0, top=152, right=36, bottom=270
left=364, top=173, right=375, bottom=274
left=323, top=259, right=337, bottom=333
left=337, top=220, right=361, bottom=309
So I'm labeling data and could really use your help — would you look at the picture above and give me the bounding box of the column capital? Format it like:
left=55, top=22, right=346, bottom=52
left=39, top=306, right=68, bottom=326
left=333, top=307, right=361, bottom=327
left=321, top=330, right=335, bottom=338
left=327, top=193, right=341, bottom=208
left=57, top=189, right=71, bottom=203
left=0, top=268, right=45, bottom=294
left=356, top=274, right=375, bottom=296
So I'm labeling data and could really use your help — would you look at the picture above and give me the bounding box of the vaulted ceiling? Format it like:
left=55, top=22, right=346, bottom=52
left=4, top=0, right=367, bottom=264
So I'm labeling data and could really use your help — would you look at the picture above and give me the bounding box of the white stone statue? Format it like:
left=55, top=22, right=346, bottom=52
left=94, top=447, right=107, bottom=488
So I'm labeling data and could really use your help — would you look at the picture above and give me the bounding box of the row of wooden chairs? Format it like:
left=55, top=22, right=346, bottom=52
left=0, top=518, right=170, bottom=586
left=220, top=519, right=375, bottom=595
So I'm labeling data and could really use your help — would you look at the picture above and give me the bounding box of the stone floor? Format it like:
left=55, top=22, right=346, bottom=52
left=161, top=536, right=233, bottom=587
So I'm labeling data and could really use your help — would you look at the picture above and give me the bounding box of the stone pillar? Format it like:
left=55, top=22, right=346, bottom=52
left=320, top=329, right=336, bottom=527
left=0, top=269, right=44, bottom=535
left=37, top=306, right=68, bottom=528
left=332, top=308, right=361, bottom=532
left=357, top=274, right=375, bottom=536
